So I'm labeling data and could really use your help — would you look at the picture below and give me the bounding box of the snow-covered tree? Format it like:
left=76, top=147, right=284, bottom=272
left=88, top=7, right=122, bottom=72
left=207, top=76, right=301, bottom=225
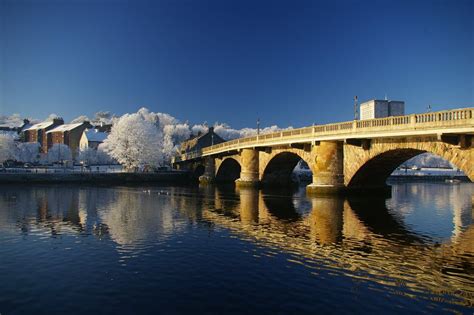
left=70, top=115, right=90, bottom=123
left=191, top=124, right=208, bottom=136
left=17, top=142, right=40, bottom=163
left=162, top=123, right=191, bottom=163
left=46, top=114, right=61, bottom=121
left=93, top=111, right=113, bottom=125
left=190, top=122, right=291, bottom=141
left=0, top=133, right=17, bottom=163
left=404, top=153, right=453, bottom=168
left=78, top=144, right=113, bottom=165
left=103, top=110, right=163, bottom=170
left=78, top=147, right=98, bottom=165
left=47, top=144, right=72, bottom=164
left=0, top=113, right=24, bottom=128
left=96, top=144, right=113, bottom=164
left=213, top=123, right=241, bottom=140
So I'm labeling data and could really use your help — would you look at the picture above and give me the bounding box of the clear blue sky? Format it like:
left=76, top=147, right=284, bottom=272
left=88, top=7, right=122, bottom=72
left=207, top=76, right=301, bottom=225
left=0, top=0, right=472, bottom=128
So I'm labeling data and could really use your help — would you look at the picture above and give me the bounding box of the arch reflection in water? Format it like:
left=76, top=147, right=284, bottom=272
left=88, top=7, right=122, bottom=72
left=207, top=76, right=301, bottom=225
left=204, top=184, right=474, bottom=307
left=1, top=183, right=473, bottom=309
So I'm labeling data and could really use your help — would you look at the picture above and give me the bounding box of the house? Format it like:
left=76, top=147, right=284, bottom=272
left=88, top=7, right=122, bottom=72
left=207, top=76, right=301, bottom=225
left=93, top=123, right=112, bottom=133
left=23, top=118, right=64, bottom=153
left=0, top=119, right=31, bottom=133
left=46, top=122, right=90, bottom=157
left=80, top=129, right=108, bottom=150
left=180, top=127, right=225, bottom=154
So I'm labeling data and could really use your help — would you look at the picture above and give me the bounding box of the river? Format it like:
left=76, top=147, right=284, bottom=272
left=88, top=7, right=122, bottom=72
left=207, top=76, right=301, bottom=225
left=0, top=181, right=473, bottom=314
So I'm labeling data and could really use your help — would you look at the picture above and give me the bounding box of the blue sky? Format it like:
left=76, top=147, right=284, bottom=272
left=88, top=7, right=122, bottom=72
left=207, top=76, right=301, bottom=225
left=0, top=0, right=472, bottom=128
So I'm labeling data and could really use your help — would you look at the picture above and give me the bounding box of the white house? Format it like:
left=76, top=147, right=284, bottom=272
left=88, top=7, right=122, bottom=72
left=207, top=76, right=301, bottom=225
left=80, top=129, right=108, bottom=150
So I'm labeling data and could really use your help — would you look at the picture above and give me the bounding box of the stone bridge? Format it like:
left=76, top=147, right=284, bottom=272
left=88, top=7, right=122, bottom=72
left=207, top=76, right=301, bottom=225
left=174, top=108, right=474, bottom=194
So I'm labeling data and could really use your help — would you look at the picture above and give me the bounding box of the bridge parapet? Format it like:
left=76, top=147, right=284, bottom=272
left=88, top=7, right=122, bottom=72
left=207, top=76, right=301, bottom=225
left=174, top=108, right=473, bottom=163
left=198, top=108, right=473, bottom=157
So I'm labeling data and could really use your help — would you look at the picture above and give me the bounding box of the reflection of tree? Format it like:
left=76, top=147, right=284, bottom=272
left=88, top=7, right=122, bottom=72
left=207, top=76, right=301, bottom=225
left=99, top=188, right=185, bottom=246
left=0, top=184, right=472, bottom=307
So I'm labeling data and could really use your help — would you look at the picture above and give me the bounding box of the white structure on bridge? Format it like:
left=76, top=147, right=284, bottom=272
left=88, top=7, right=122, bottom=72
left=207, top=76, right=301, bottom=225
left=360, top=99, right=405, bottom=120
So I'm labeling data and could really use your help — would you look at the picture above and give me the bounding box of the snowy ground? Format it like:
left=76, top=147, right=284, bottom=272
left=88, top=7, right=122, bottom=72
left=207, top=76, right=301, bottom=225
left=1, top=165, right=124, bottom=174
left=391, top=167, right=465, bottom=177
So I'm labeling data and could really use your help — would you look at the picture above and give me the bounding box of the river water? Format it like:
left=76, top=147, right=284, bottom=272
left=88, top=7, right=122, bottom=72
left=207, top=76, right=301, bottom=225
left=0, top=182, right=473, bottom=314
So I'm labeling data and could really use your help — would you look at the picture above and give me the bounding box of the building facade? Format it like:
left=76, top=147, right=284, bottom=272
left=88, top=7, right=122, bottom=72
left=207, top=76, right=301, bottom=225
left=79, top=129, right=108, bottom=150
left=23, top=118, right=64, bottom=153
left=180, top=127, right=225, bottom=154
left=46, top=122, right=90, bottom=157
left=360, top=100, right=405, bottom=120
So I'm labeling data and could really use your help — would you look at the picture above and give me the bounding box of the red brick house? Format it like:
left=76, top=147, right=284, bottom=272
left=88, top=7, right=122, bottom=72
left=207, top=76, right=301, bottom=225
left=22, top=118, right=64, bottom=153
left=46, top=122, right=90, bottom=158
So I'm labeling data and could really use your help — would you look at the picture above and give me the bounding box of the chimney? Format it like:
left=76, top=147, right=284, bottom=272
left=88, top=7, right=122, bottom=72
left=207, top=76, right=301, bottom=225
left=23, top=119, right=30, bottom=125
left=53, top=117, right=64, bottom=125
left=209, top=126, right=214, bottom=133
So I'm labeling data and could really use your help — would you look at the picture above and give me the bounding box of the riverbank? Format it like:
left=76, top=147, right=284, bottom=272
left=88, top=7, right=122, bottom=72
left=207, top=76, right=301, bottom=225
left=0, top=171, right=190, bottom=184
left=388, top=174, right=470, bottom=182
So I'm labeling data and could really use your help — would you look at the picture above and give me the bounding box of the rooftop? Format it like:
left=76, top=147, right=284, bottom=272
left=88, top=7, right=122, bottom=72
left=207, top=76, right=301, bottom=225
left=23, top=121, right=55, bottom=131
left=84, top=129, right=108, bottom=142
left=46, top=123, right=84, bottom=133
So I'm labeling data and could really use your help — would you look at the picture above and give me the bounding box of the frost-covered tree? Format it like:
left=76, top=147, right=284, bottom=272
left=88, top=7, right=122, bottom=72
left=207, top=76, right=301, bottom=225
left=103, top=110, right=163, bottom=170
left=191, top=124, right=208, bottom=136
left=46, top=113, right=61, bottom=121
left=162, top=123, right=191, bottom=163
left=78, top=145, right=113, bottom=165
left=96, top=144, right=113, bottom=164
left=93, top=111, right=114, bottom=125
left=47, top=144, right=72, bottom=164
left=404, top=153, right=453, bottom=168
left=78, top=147, right=98, bottom=165
left=0, top=133, right=17, bottom=163
left=0, top=113, right=24, bottom=128
left=190, top=122, right=291, bottom=141
left=70, top=115, right=90, bottom=123
left=17, top=142, right=40, bottom=163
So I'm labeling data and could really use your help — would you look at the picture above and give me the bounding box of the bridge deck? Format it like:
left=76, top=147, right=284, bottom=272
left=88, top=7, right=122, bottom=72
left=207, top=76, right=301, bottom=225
left=176, top=108, right=474, bottom=161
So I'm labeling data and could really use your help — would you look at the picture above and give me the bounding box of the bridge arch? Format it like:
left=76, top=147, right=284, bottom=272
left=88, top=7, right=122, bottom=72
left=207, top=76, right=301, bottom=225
left=345, top=137, right=474, bottom=188
left=215, top=157, right=241, bottom=183
left=260, top=148, right=315, bottom=186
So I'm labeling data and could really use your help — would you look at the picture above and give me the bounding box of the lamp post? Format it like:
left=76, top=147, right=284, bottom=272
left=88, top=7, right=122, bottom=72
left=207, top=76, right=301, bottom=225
left=354, top=96, right=358, bottom=120
left=257, top=118, right=260, bottom=136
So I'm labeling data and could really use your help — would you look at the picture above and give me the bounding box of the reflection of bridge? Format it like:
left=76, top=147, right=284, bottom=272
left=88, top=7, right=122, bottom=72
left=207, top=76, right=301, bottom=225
left=174, top=108, right=474, bottom=194
left=199, top=186, right=474, bottom=305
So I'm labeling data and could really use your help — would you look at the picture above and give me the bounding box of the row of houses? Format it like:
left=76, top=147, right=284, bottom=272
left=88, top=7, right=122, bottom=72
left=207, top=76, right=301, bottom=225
left=2, top=117, right=110, bottom=158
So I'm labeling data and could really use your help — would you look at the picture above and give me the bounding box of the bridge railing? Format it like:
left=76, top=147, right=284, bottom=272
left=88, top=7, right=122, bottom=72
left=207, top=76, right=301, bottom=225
left=173, top=150, right=203, bottom=163
left=186, top=107, right=473, bottom=158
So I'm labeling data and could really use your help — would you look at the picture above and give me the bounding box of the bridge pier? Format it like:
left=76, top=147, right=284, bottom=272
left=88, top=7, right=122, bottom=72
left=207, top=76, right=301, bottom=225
left=306, top=141, right=346, bottom=195
left=236, top=149, right=260, bottom=188
left=199, top=157, right=215, bottom=185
